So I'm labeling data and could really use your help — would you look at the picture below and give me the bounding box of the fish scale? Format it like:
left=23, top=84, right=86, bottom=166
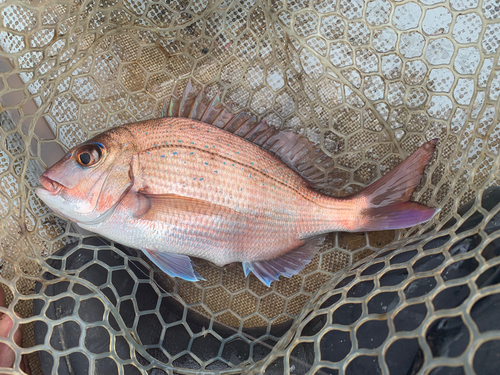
left=129, top=119, right=334, bottom=223
left=64, top=121, right=346, bottom=271
left=117, top=118, right=344, bottom=262
left=131, top=119, right=311, bottom=197
left=36, top=84, right=438, bottom=286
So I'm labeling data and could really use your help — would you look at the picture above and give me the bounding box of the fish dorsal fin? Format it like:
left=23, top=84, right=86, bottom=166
left=242, top=235, right=325, bottom=287
left=164, top=81, right=341, bottom=191
left=134, top=192, right=245, bottom=221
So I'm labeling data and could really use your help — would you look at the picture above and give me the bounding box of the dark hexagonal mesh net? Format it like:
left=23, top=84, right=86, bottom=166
left=0, top=0, right=499, bottom=374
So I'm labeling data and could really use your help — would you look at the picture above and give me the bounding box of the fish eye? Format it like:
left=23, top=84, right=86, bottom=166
left=75, top=143, right=103, bottom=167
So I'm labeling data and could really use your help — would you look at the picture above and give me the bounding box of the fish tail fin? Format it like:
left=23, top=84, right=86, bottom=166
left=353, top=139, right=439, bottom=231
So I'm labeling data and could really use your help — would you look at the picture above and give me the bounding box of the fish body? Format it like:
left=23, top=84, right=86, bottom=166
left=36, top=84, right=438, bottom=286
left=72, top=118, right=353, bottom=263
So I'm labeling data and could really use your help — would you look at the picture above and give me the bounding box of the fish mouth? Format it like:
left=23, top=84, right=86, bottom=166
left=39, top=174, right=63, bottom=194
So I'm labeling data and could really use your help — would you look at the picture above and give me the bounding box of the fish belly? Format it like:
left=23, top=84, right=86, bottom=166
left=80, top=199, right=312, bottom=266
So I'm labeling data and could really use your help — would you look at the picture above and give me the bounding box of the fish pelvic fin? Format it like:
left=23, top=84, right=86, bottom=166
left=142, top=249, right=204, bottom=282
left=242, top=236, right=325, bottom=287
left=352, top=139, right=439, bottom=231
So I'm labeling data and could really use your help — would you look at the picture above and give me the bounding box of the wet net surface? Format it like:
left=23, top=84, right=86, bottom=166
left=0, top=0, right=499, bottom=374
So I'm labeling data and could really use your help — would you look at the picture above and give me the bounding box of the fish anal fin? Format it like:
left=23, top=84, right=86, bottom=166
left=134, top=192, right=244, bottom=221
left=142, top=249, right=202, bottom=282
left=243, top=236, right=325, bottom=287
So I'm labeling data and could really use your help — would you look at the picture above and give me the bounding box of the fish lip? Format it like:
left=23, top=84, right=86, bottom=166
left=39, top=174, right=63, bottom=194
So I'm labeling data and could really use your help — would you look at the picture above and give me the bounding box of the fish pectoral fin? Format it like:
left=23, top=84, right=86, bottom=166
left=135, top=192, right=243, bottom=220
left=142, top=249, right=203, bottom=282
left=242, top=235, right=325, bottom=287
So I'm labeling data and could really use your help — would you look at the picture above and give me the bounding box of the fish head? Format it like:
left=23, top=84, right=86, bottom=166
left=36, top=127, right=137, bottom=225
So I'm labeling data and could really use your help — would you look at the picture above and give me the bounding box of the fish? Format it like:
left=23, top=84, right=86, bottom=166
left=36, top=82, right=439, bottom=287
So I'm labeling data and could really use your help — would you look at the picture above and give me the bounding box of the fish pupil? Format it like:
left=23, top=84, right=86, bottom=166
left=80, top=152, right=91, bottom=165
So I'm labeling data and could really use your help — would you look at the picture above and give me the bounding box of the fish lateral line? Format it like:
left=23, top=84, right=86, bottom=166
left=136, top=142, right=343, bottom=208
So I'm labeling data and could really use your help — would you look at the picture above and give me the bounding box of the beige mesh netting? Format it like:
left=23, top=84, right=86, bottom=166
left=0, top=0, right=499, bottom=373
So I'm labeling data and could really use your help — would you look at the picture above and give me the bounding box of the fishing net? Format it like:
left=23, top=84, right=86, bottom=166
left=0, top=0, right=499, bottom=373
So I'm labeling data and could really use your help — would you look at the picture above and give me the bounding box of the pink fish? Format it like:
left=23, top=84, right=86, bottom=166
left=36, top=83, right=438, bottom=286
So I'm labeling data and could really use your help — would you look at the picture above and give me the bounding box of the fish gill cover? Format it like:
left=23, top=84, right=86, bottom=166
left=0, top=0, right=498, bottom=374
